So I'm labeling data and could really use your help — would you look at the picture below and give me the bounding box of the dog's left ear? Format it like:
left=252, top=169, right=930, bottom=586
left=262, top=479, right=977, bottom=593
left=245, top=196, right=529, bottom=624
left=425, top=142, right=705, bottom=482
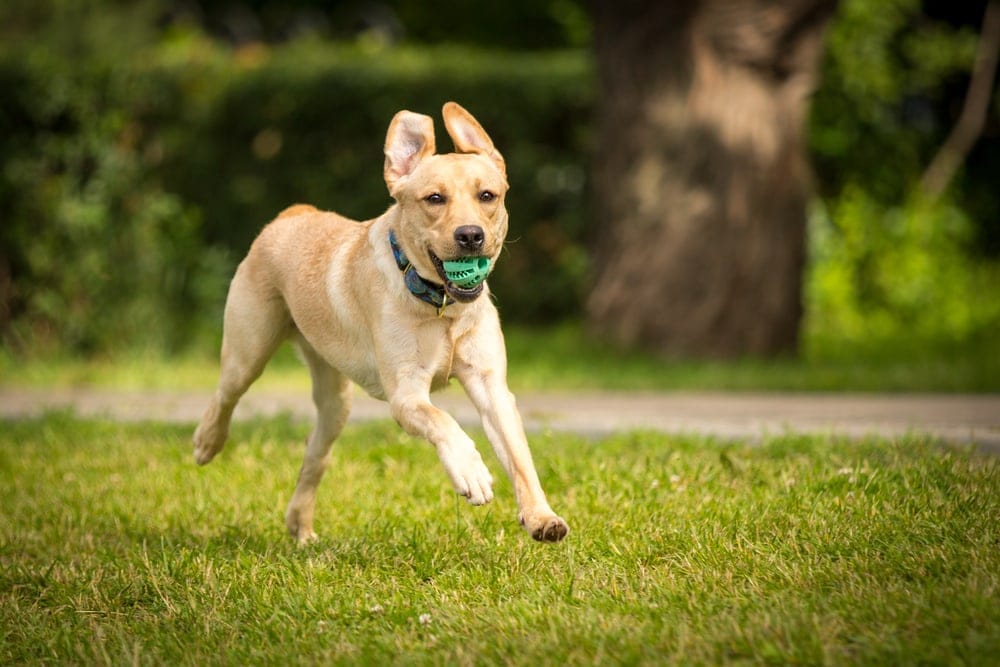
left=442, top=102, right=506, bottom=178
left=384, top=110, right=436, bottom=194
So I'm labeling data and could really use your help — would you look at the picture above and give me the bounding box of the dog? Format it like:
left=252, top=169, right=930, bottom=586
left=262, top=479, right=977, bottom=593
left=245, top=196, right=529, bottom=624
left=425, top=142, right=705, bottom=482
left=193, top=102, right=569, bottom=544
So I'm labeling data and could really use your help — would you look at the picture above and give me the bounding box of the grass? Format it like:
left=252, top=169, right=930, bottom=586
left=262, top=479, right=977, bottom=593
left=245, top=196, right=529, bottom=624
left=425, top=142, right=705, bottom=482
left=2, top=413, right=998, bottom=665
left=2, top=324, right=999, bottom=393
left=504, top=325, right=1000, bottom=392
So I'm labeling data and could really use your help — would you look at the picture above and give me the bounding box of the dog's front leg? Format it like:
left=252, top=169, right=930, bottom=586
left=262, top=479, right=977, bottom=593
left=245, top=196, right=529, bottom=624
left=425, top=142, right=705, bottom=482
left=460, top=375, right=569, bottom=542
left=454, top=323, right=569, bottom=542
left=386, top=371, right=494, bottom=506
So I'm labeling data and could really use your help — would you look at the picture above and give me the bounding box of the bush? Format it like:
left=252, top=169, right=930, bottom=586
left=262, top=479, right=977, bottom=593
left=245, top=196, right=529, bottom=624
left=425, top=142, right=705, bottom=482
left=809, top=0, right=980, bottom=204
left=0, top=23, right=593, bottom=355
left=804, top=190, right=1000, bottom=354
left=0, top=2, right=231, bottom=355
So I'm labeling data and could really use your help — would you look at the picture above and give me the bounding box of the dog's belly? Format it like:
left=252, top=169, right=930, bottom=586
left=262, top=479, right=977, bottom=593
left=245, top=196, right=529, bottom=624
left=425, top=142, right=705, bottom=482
left=294, top=325, right=387, bottom=400
left=339, top=354, right=389, bottom=401
left=315, top=343, right=452, bottom=402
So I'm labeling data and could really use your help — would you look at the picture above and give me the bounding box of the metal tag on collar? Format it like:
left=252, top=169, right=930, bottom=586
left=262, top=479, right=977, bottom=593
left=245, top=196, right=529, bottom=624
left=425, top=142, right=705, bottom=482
left=436, top=293, right=449, bottom=317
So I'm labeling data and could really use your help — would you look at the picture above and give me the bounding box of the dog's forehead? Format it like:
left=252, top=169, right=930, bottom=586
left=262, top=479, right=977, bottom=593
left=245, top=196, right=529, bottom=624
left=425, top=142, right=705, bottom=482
left=417, top=153, right=506, bottom=190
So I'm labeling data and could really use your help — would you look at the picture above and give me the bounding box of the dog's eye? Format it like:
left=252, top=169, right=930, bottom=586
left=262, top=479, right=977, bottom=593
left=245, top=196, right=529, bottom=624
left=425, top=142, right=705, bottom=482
left=479, top=191, right=496, bottom=203
left=424, top=193, right=446, bottom=205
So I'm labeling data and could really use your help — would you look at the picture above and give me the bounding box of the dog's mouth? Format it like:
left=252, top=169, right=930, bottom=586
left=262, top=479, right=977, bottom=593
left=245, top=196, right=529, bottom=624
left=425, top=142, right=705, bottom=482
left=429, top=250, right=486, bottom=303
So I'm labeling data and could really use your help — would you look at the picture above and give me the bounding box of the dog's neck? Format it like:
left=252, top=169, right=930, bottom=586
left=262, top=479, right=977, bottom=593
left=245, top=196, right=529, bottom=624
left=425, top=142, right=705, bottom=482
left=388, top=229, right=451, bottom=315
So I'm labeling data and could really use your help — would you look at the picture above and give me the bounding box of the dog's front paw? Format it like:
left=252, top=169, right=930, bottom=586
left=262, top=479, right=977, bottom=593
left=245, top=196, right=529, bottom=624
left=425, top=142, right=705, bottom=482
left=192, top=422, right=227, bottom=465
left=519, top=511, right=569, bottom=543
left=440, top=446, right=494, bottom=506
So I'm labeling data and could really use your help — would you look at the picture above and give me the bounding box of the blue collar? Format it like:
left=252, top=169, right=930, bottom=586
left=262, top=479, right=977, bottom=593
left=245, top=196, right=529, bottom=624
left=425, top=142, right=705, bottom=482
left=388, top=230, right=450, bottom=314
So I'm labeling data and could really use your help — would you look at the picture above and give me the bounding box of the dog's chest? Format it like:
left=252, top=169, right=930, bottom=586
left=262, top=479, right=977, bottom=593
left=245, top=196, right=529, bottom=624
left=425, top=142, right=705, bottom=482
left=416, top=319, right=457, bottom=392
left=342, top=316, right=457, bottom=400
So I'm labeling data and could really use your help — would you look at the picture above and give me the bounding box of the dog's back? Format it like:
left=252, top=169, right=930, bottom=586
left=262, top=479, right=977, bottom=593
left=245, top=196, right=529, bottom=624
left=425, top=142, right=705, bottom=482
left=238, top=203, right=383, bottom=359
left=246, top=205, right=370, bottom=307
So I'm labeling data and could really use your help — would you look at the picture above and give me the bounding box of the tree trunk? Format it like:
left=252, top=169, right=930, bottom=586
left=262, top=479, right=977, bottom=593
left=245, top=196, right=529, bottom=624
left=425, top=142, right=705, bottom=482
left=587, top=0, right=837, bottom=358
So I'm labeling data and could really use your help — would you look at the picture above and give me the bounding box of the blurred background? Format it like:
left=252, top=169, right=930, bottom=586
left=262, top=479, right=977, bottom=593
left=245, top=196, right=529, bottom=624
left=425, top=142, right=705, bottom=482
left=0, top=0, right=997, bottom=378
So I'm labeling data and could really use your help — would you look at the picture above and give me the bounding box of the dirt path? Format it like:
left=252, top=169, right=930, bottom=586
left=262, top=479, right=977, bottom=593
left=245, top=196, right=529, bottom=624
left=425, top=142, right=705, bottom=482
left=3, top=386, right=998, bottom=453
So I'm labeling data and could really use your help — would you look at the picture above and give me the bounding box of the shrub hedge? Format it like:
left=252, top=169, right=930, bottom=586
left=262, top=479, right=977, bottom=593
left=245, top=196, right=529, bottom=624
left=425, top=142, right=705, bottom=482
left=0, top=35, right=593, bottom=353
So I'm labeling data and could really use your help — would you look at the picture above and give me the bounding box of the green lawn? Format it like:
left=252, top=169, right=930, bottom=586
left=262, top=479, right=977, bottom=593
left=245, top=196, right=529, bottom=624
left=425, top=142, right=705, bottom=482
left=2, top=414, right=998, bottom=664
left=3, top=324, right=999, bottom=393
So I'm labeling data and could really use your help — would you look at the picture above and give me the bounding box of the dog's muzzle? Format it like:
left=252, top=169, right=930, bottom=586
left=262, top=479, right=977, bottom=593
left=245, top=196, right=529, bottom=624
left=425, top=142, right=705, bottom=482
left=429, top=250, right=486, bottom=303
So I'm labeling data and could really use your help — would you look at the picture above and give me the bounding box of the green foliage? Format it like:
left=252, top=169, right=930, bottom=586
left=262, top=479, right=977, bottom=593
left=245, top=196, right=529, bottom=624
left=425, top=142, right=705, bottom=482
left=805, top=191, right=1000, bottom=350
left=810, top=0, right=980, bottom=202
left=0, top=0, right=231, bottom=354
left=181, top=0, right=591, bottom=50
left=376, top=0, right=591, bottom=49
left=2, top=415, right=999, bottom=663
left=1, top=7, right=592, bottom=354
left=806, top=0, right=1000, bottom=353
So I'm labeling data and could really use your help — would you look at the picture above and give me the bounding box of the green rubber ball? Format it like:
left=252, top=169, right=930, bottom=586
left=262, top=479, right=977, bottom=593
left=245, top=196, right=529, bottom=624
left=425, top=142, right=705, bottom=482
left=443, top=257, right=491, bottom=288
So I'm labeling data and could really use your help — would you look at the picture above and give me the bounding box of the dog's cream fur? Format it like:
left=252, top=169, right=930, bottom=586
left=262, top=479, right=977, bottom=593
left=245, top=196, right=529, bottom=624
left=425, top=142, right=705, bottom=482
left=193, top=102, right=568, bottom=543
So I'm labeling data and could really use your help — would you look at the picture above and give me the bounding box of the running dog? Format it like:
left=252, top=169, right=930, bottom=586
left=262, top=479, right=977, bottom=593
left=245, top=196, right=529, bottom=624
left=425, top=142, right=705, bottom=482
left=193, top=102, right=569, bottom=543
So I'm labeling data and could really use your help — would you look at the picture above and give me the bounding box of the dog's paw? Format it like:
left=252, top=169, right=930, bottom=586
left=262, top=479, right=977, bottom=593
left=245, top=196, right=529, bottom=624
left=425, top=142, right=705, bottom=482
left=519, top=512, right=569, bottom=543
left=294, top=530, right=319, bottom=546
left=285, top=506, right=318, bottom=546
left=192, top=423, right=227, bottom=465
left=461, top=461, right=495, bottom=506
left=440, top=446, right=494, bottom=506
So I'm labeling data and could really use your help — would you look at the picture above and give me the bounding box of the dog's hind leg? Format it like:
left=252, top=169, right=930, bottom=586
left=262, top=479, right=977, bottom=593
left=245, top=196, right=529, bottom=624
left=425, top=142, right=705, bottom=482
left=193, top=261, right=290, bottom=465
left=285, top=339, right=352, bottom=544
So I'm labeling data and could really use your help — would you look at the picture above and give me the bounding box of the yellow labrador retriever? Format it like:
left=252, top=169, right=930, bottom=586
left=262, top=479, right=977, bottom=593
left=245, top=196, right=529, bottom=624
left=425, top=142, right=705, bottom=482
left=193, top=102, right=568, bottom=543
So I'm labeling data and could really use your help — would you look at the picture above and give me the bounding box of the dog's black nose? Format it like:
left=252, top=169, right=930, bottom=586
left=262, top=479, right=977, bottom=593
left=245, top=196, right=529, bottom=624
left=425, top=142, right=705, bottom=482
left=454, top=225, right=485, bottom=251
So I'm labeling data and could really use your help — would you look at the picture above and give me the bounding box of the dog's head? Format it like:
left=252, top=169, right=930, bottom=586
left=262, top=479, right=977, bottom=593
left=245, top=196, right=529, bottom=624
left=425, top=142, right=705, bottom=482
left=383, top=102, right=509, bottom=304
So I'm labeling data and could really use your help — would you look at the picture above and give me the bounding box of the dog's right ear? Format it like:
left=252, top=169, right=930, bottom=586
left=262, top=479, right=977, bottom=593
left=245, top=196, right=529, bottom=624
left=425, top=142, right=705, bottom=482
left=384, top=110, right=436, bottom=194
left=442, top=101, right=506, bottom=178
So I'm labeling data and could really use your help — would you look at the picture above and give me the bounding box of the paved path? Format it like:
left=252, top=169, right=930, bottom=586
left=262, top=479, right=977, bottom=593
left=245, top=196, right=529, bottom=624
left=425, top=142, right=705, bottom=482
left=2, top=387, right=998, bottom=453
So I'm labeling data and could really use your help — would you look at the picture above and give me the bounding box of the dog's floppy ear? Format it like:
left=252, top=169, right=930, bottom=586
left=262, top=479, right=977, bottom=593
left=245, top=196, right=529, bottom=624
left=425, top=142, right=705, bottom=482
left=384, top=110, right=436, bottom=193
left=442, top=102, right=506, bottom=178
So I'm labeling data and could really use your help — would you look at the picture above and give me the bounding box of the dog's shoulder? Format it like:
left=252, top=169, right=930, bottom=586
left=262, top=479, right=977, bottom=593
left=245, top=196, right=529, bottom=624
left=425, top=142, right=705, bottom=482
left=254, top=204, right=368, bottom=269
